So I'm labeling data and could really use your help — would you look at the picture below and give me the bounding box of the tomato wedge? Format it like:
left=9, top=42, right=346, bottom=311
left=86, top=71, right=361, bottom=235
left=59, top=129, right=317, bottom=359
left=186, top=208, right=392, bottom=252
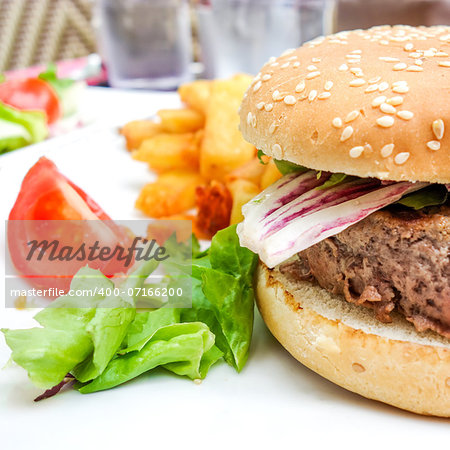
left=0, top=78, right=61, bottom=124
left=8, top=157, right=133, bottom=293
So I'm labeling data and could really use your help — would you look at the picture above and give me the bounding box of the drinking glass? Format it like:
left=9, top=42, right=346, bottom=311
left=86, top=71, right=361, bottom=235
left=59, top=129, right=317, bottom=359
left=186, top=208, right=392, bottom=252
left=97, top=0, right=193, bottom=89
left=195, top=0, right=336, bottom=78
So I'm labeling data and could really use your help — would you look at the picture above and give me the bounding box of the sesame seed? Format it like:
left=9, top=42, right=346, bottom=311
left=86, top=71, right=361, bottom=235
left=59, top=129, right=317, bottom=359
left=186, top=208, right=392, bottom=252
left=393, top=62, right=407, bottom=71
left=246, top=112, right=253, bottom=125
left=368, top=76, right=381, bottom=84
left=269, top=122, right=278, bottom=134
left=392, top=85, right=409, bottom=93
left=406, top=65, right=423, bottom=72
left=380, top=103, right=396, bottom=114
left=432, top=119, right=445, bottom=139
left=293, top=62, right=300, bottom=68
left=372, top=95, right=387, bottom=107
left=380, top=40, right=389, bottom=45
left=312, top=57, right=321, bottom=63
left=262, top=74, right=272, bottom=81
left=272, top=143, right=282, bottom=158
left=349, top=79, right=365, bottom=87
left=387, top=96, right=403, bottom=106
left=365, top=84, right=379, bottom=93
left=295, top=81, right=306, bottom=93
left=350, top=49, right=362, bottom=54
left=284, top=95, right=297, bottom=105
left=439, top=61, right=450, bottom=67
left=308, top=90, right=318, bottom=101
left=376, top=116, right=395, bottom=127
left=306, top=71, right=320, bottom=79
left=404, top=43, right=414, bottom=51
left=318, top=92, right=331, bottom=99
left=340, top=126, right=354, bottom=141
left=307, top=65, right=318, bottom=71
left=424, top=49, right=435, bottom=57
left=394, top=152, right=410, bottom=165
left=415, top=59, right=423, bottom=65
left=324, top=81, right=333, bottom=91
left=397, top=110, right=414, bottom=120
left=264, top=103, right=273, bottom=112
left=345, top=110, right=360, bottom=122
left=381, top=143, right=394, bottom=157
left=379, top=56, right=400, bottom=62
left=346, top=54, right=361, bottom=59
left=253, top=81, right=262, bottom=92
left=435, top=51, right=449, bottom=57
left=392, top=80, right=408, bottom=86
left=427, top=140, right=441, bottom=151
left=280, top=62, right=290, bottom=69
left=252, top=116, right=257, bottom=128
left=378, top=82, right=389, bottom=92
left=349, top=146, right=364, bottom=158
left=272, top=90, right=283, bottom=101
left=409, top=52, right=422, bottom=58
left=270, top=62, right=279, bottom=67
left=332, top=117, right=343, bottom=128
left=338, top=64, right=348, bottom=71
left=267, top=56, right=276, bottom=64
left=350, top=67, right=363, bottom=75
left=256, top=102, right=265, bottom=110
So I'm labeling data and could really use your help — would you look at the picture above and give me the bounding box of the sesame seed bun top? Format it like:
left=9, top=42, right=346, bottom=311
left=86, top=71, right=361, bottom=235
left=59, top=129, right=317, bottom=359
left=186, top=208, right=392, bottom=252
left=239, top=25, right=450, bottom=184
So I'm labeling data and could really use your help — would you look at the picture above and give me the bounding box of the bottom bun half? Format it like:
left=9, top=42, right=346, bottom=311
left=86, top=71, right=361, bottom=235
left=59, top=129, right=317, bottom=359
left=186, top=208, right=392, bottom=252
left=256, top=262, right=450, bottom=417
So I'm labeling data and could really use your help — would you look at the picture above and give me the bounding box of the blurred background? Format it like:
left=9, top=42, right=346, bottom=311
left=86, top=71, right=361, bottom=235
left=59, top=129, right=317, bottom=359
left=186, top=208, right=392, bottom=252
left=1, top=0, right=450, bottom=88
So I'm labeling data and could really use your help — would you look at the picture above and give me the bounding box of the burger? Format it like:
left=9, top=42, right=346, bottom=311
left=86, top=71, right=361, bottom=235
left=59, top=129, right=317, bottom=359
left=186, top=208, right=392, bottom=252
left=237, top=25, right=450, bottom=417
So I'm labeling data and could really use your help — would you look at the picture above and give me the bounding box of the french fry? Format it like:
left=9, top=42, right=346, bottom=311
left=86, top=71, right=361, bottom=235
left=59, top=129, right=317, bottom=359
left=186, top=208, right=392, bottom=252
left=227, top=179, right=260, bottom=225
left=136, top=170, right=204, bottom=218
left=260, top=159, right=283, bottom=190
left=120, top=120, right=162, bottom=151
left=225, top=157, right=267, bottom=186
left=178, top=80, right=211, bottom=114
left=132, top=133, right=200, bottom=172
left=200, top=74, right=256, bottom=181
left=157, top=108, right=205, bottom=134
left=195, top=181, right=232, bottom=239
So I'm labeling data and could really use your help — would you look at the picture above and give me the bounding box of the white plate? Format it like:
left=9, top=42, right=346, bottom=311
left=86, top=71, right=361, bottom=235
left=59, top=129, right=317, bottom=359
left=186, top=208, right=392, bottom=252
left=0, top=89, right=448, bottom=449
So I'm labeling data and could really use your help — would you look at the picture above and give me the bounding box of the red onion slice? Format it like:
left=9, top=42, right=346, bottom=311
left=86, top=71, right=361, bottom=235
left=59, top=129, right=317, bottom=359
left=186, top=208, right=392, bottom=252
left=238, top=172, right=427, bottom=268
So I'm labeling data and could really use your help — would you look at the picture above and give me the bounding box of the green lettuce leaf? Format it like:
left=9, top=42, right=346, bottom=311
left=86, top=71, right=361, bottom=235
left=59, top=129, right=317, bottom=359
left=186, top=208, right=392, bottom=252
left=257, top=150, right=269, bottom=165
left=34, top=267, right=113, bottom=330
left=0, top=136, right=28, bottom=154
left=78, top=322, right=220, bottom=393
left=317, top=172, right=350, bottom=190
left=186, top=225, right=257, bottom=371
left=396, top=184, right=448, bottom=210
left=38, top=64, right=83, bottom=117
left=72, top=258, right=159, bottom=382
left=2, top=328, right=92, bottom=390
left=0, top=102, right=48, bottom=152
left=181, top=279, right=234, bottom=365
left=121, top=308, right=181, bottom=353
left=274, top=159, right=308, bottom=175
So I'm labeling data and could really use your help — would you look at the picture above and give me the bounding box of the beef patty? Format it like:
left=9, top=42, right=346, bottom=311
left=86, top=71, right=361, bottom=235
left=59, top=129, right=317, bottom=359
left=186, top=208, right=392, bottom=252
left=280, top=204, right=450, bottom=338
